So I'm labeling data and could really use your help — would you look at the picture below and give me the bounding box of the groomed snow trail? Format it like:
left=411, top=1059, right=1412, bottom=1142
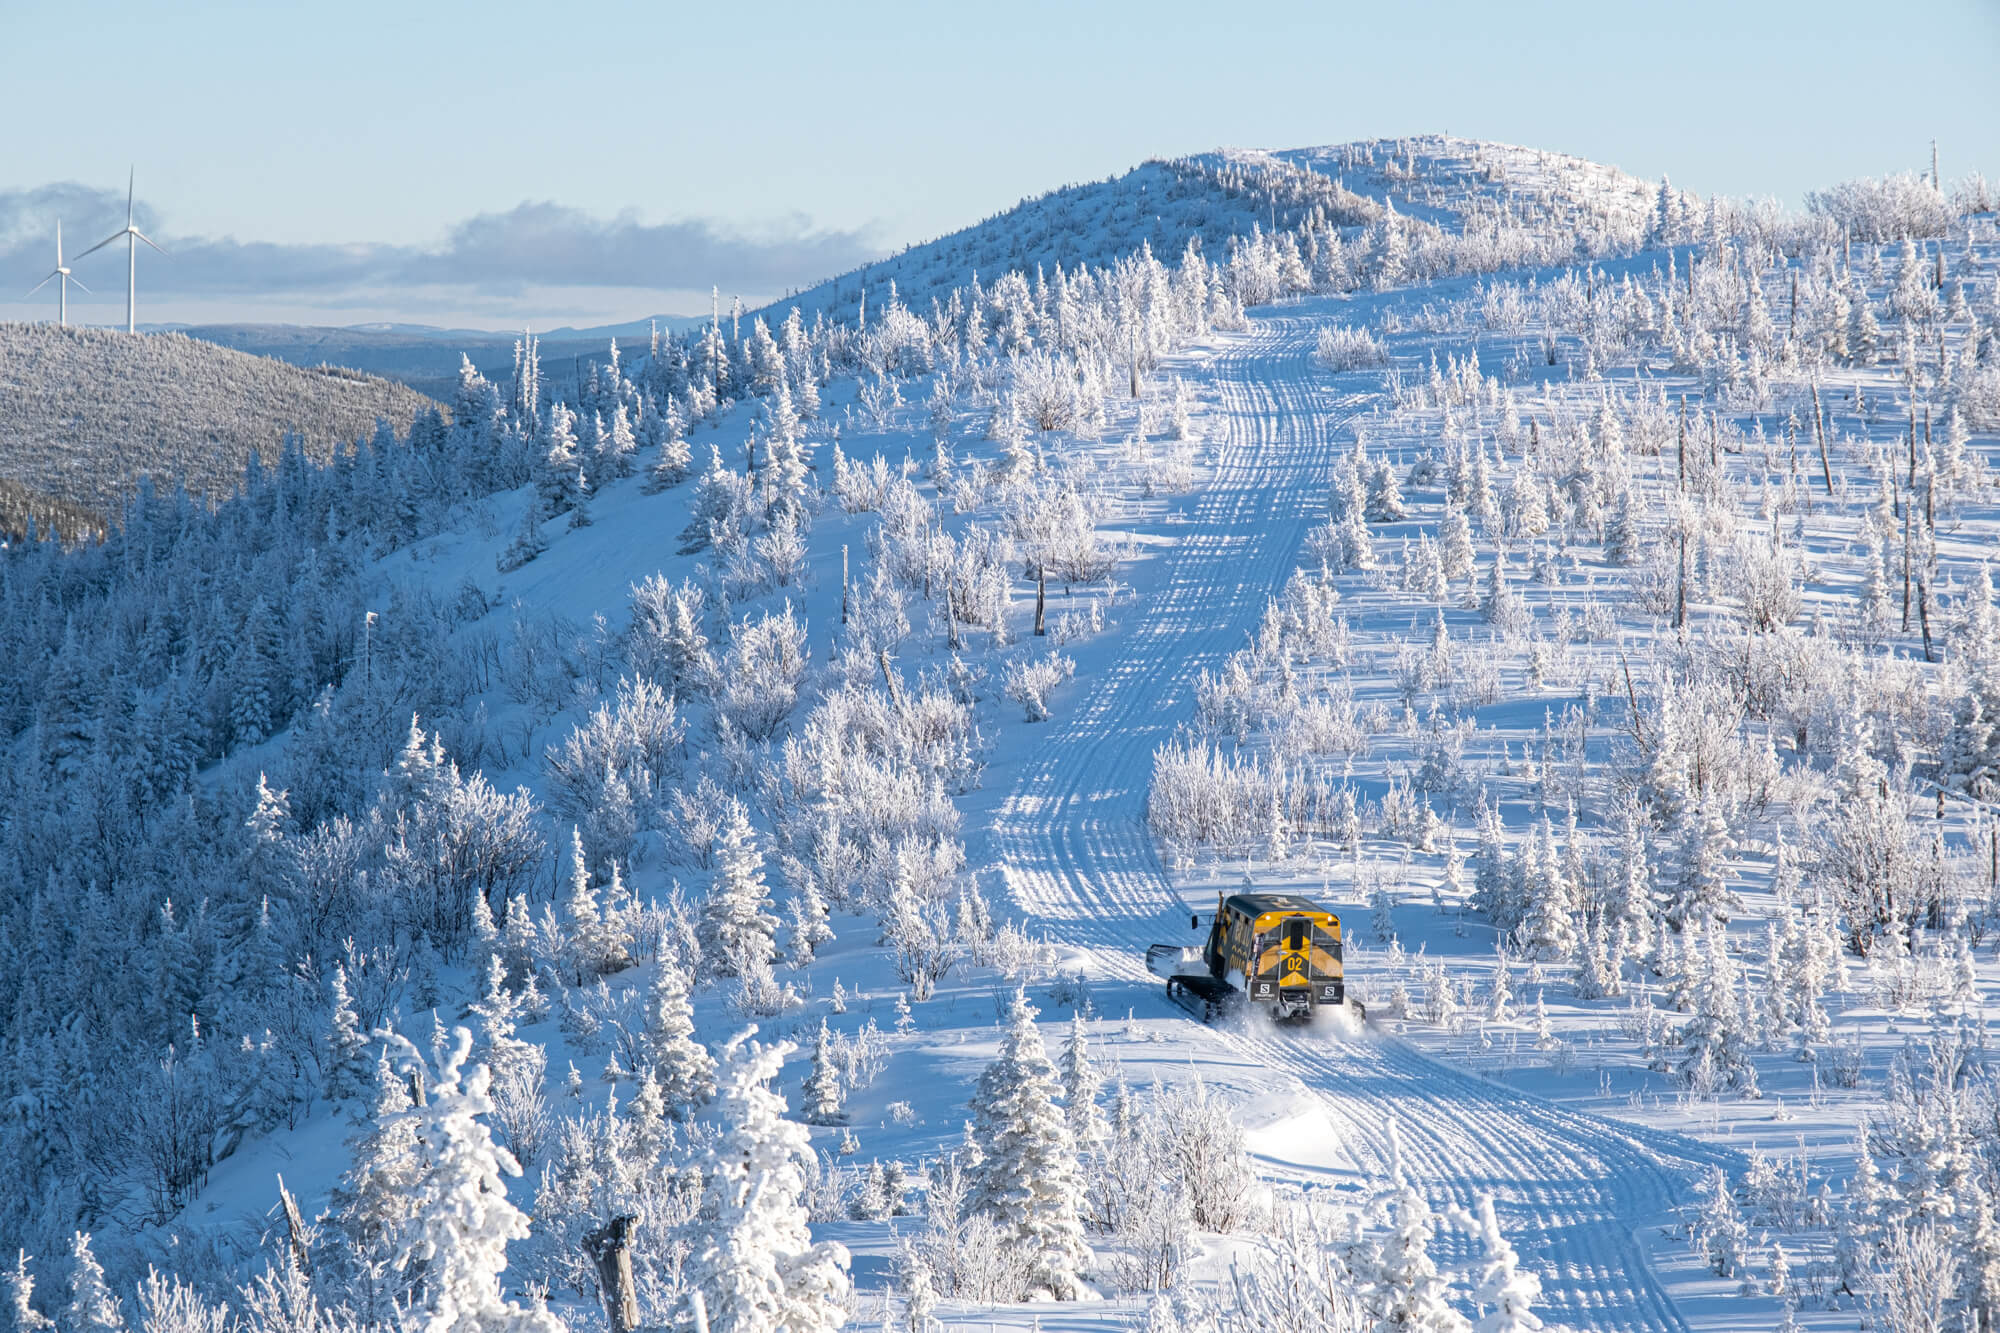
left=990, top=307, right=1729, bottom=1333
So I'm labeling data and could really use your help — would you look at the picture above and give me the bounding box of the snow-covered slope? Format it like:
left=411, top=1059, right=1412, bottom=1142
left=771, top=135, right=1670, bottom=327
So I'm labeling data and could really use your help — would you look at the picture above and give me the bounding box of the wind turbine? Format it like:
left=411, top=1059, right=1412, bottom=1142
left=26, top=221, right=89, bottom=327
left=74, top=169, right=166, bottom=334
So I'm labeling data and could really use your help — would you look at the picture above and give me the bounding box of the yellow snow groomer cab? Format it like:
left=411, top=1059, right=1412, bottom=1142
left=1201, top=891, right=1348, bottom=1020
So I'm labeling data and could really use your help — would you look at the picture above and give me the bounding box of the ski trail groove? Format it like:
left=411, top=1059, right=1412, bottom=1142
left=989, top=309, right=1726, bottom=1332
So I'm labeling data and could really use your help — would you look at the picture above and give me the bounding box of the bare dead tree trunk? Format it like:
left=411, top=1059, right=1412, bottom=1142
left=1677, top=397, right=1687, bottom=493
left=840, top=544, right=849, bottom=626
left=277, top=1176, right=312, bottom=1280
left=878, top=648, right=906, bottom=715
left=1034, top=565, right=1046, bottom=636
left=1812, top=381, right=1833, bottom=496
left=1675, top=529, right=1688, bottom=630
left=585, top=1216, right=642, bottom=1333
left=1919, top=577, right=1936, bottom=662
left=1908, top=398, right=1919, bottom=491
left=1903, top=505, right=1914, bottom=631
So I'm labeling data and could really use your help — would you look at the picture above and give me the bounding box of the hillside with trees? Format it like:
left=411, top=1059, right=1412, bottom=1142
left=0, top=322, right=437, bottom=521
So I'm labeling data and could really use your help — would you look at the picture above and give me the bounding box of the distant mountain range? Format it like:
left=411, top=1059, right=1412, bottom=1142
left=155, top=314, right=709, bottom=401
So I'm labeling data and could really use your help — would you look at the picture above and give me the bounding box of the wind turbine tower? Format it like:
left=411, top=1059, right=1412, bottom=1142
left=26, top=222, right=89, bottom=326
left=75, top=169, right=167, bottom=334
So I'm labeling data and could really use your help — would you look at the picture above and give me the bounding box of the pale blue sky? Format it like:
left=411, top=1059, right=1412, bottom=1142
left=4, top=0, right=1996, bottom=328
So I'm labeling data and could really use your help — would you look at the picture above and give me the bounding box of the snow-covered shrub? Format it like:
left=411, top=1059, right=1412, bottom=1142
left=718, top=602, right=811, bottom=741
left=625, top=573, right=714, bottom=695
left=1003, top=651, right=1076, bottom=722
left=543, top=676, right=684, bottom=869
left=1806, top=174, right=1958, bottom=241
left=1315, top=324, right=1390, bottom=371
left=1725, top=537, right=1804, bottom=631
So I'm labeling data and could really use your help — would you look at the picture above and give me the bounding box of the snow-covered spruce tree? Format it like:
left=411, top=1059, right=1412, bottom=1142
left=758, top=381, right=815, bottom=523
left=967, top=988, right=1092, bottom=1299
left=329, top=1048, right=423, bottom=1305
left=641, top=395, right=692, bottom=493
left=1603, top=487, right=1640, bottom=566
left=382, top=1026, right=565, bottom=1333
left=1514, top=816, right=1576, bottom=962
left=801, top=1019, right=846, bottom=1125
left=598, top=404, right=636, bottom=481
left=1058, top=1013, right=1110, bottom=1156
left=783, top=874, right=834, bottom=970
left=1485, top=949, right=1515, bottom=1025
left=325, top=960, right=369, bottom=1105
left=559, top=827, right=629, bottom=983
left=640, top=951, right=715, bottom=1117
left=1438, top=501, right=1476, bottom=581
left=1678, top=920, right=1750, bottom=1093
left=701, top=801, right=779, bottom=980
left=1366, top=458, right=1409, bottom=522
left=686, top=1030, right=851, bottom=1333
left=1468, top=1194, right=1543, bottom=1333
left=7, top=1250, right=53, bottom=1333
left=535, top=404, right=585, bottom=520
left=1693, top=1166, right=1748, bottom=1278
left=1667, top=797, right=1738, bottom=929
left=65, top=1233, right=123, bottom=1333
left=468, top=956, right=551, bottom=1169
left=1353, top=1128, right=1469, bottom=1333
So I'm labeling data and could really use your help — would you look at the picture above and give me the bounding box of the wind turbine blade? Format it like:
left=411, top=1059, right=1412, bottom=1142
left=27, top=272, right=58, bottom=297
left=127, top=167, right=135, bottom=225
left=72, top=231, right=126, bottom=261
left=132, top=229, right=169, bottom=257
left=70, top=276, right=92, bottom=294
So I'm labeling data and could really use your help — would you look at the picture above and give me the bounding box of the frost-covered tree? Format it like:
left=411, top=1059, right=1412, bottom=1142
left=783, top=877, right=834, bottom=970
left=641, top=395, right=692, bottom=494
left=639, top=953, right=714, bottom=1117
left=497, top=507, right=546, bottom=573
left=1667, top=797, right=1738, bottom=928
left=65, top=1234, right=123, bottom=1333
left=1515, top=817, right=1576, bottom=961
left=1679, top=920, right=1749, bottom=1091
left=1468, top=1194, right=1543, bottom=1333
left=1058, top=1013, right=1110, bottom=1155
left=1486, top=950, right=1515, bottom=1025
left=801, top=1020, right=846, bottom=1126
left=331, top=1048, right=423, bottom=1279
left=598, top=404, right=637, bottom=481
left=384, top=1026, right=566, bottom=1333
left=1438, top=501, right=1476, bottom=581
left=1603, top=487, right=1639, bottom=566
left=325, top=962, right=368, bottom=1104
left=7, top=1251, right=53, bottom=1333
left=685, top=1030, right=851, bottom=1333
left=1694, top=1166, right=1748, bottom=1277
left=1353, top=1129, right=1470, bottom=1333
left=701, top=802, right=780, bottom=980
left=559, top=827, right=629, bottom=982
left=535, top=405, right=585, bottom=520
left=1367, top=459, right=1409, bottom=522
left=967, top=989, right=1091, bottom=1299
